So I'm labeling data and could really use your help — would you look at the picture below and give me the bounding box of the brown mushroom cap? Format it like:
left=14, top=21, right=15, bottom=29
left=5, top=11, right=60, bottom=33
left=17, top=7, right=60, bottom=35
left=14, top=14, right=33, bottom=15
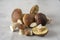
left=23, top=14, right=35, bottom=26
left=18, top=24, right=26, bottom=30
left=35, top=13, right=48, bottom=26
left=11, top=8, right=22, bottom=22
left=30, top=5, right=39, bottom=17
left=24, top=29, right=30, bottom=36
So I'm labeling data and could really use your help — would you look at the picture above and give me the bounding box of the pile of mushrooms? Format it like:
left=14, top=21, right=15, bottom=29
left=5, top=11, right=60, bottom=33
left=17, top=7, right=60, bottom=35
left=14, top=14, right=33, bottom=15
left=10, top=5, right=51, bottom=36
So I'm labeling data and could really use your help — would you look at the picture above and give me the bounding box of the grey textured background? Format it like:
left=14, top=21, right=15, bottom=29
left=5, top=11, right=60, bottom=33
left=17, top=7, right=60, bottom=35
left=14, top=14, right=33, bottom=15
left=0, top=0, right=60, bottom=40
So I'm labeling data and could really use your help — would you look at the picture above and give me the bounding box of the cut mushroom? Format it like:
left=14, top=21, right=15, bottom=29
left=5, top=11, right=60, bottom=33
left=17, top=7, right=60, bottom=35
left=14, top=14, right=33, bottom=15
left=32, top=26, right=48, bottom=36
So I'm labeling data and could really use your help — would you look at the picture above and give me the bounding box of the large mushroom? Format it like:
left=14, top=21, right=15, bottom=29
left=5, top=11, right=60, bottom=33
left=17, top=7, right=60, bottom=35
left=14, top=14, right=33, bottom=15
left=23, top=14, right=35, bottom=26
left=11, top=8, right=22, bottom=23
left=35, top=13, right=48, bottom=26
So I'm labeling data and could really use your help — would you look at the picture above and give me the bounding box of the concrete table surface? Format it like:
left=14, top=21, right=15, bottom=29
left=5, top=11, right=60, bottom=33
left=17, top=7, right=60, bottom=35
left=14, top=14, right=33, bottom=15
left=0, top=0, right=60, bottom=40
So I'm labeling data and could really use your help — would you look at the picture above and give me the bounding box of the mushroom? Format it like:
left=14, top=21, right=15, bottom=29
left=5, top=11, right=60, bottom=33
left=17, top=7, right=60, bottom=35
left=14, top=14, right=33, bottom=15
left=32, top=24, right=48, bottom=36
left=30, top=5, right=39, bottom=17
left=23, top=14, right=34, bottom=26
left=11, top=8, right=22, bottom=23
left=35, top=13, right=48, bottom=26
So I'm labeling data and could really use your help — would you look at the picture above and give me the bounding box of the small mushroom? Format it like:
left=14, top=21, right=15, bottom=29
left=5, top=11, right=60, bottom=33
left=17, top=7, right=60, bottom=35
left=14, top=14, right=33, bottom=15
left=24, top=29, right=31, bottom=36
left=30, top=5, right=39, bottom=17
left=10, top=23, right=18, bottom=32
left=18, top=24, right=26, bottom=30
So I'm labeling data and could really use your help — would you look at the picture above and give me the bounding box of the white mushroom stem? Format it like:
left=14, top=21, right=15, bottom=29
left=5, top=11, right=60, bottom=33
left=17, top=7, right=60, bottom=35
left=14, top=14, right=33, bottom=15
left=10, top=25, right=16, bottom=32
left=10, top=22, right=18, bottom=32
left=10, top=19, right=22, bottom=32
left=37, top=24, right=42, bottom=29
left=30, top=30, right=33, bottom=35
left=30, top=22, right=37, bottom=27
left=19, top=29, right=24, bottom=35
left=17, top=19, right=22, bottom=24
